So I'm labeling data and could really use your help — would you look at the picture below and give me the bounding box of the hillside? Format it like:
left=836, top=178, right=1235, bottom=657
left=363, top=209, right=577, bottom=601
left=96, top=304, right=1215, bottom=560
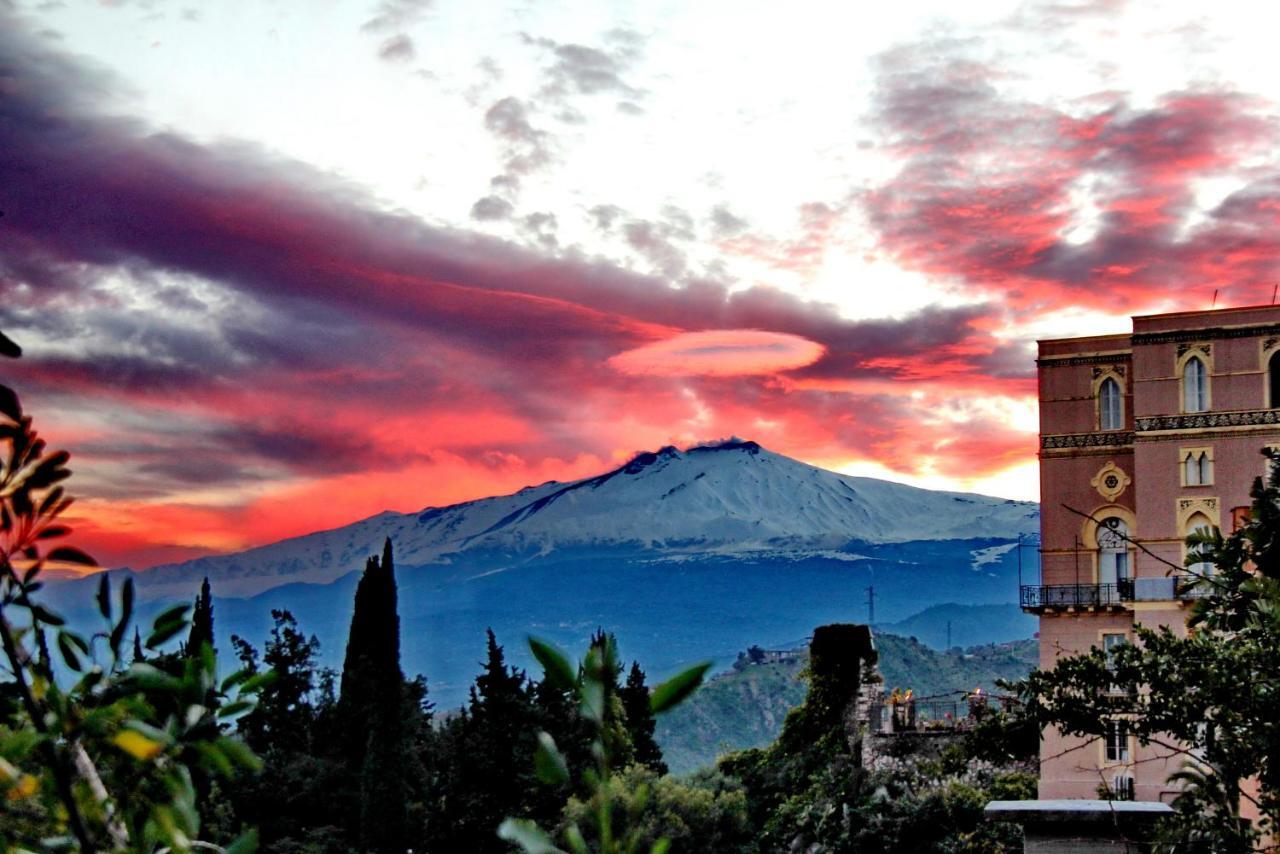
left=655, top=633, right=1039, bottom=774
left=877, top=602, right=1038, bottom=650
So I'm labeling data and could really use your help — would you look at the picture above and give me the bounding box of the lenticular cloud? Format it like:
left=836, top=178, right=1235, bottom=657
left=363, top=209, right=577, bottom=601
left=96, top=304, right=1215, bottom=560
left=608, top=330, right=825, bottom=377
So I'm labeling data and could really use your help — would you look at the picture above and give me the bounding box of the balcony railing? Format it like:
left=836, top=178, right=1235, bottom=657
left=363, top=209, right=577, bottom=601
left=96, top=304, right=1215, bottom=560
left=1020, top=583, right=1128, bottom=610
left=1021, top=575, right=1212, bottom=610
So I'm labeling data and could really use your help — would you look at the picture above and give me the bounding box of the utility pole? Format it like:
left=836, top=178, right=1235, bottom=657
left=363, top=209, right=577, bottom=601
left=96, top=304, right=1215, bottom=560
left=1017, top=532, right=1023, bottom=587
left=866, top=585, right=875, bottom=626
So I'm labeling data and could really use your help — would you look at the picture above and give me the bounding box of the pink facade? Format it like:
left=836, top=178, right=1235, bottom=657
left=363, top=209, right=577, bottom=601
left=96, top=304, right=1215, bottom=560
left=1033, top=306, right=1280, bottom=805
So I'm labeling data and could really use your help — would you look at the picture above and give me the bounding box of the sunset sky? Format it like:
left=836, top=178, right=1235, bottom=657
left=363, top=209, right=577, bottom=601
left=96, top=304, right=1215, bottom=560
left=4, top=0, right=1280, bottom=569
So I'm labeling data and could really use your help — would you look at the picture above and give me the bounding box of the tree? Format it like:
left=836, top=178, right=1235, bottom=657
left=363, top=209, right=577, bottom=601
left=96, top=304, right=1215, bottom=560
left=1022, top=454, right=1280, bottom=850
left=335, top=538, right=407, bottom=852
left=620, top=662, right=667, bottom=775
left=432, top=629, right=541, bottom=852
left=231, top=610, right=352, bottom=850
left=234, top=609, right=321, bottom=754
left=186, top=575, right=215, bottom=656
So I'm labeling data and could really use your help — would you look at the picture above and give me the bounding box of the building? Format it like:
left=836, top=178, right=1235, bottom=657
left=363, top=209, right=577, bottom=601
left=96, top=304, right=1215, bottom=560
left=1029, top=304, right=1280, bottom=806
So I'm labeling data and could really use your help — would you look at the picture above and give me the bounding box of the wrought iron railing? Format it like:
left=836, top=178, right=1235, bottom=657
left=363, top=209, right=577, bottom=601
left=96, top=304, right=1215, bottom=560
left=1020, top=583, right=1128, bottom=609
left=1021, top=575, right=1213, bottom=608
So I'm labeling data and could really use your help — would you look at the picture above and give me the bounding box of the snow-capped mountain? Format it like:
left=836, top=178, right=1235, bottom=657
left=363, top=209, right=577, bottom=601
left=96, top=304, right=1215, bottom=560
left=130, top=439, right=1038, bottom=598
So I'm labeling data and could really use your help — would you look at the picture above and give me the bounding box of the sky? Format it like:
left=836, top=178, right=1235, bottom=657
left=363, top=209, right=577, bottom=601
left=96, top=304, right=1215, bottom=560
left=3, top=0, right=1280, bottom=569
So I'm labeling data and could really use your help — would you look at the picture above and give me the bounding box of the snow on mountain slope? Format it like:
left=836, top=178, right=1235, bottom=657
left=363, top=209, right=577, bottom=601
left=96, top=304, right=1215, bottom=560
left=128, top=439, right=1038, bottom=598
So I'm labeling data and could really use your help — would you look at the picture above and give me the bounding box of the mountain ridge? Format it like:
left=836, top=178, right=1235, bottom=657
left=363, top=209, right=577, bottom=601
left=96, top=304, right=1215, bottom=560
left=125, top=438, right=1038, bottom=599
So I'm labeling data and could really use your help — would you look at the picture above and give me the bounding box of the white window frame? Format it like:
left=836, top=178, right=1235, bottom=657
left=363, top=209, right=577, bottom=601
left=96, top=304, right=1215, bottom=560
left=1105, top=719, right=1131, bottom=763
left=1181, top=447, right=1213, bottom=487
left=1183, top=356, right=1208, bottom=413
left=1097, top=517, right=1131, bottom=585
left=1099, top=377, right=1123, bottom=430
left=1184, top=513, right=1215, bottom=578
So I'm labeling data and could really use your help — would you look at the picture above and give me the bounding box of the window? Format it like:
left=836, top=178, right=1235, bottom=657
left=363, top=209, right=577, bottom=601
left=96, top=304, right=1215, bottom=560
left=1185, top=512, right=1215, bottom=578
left=1106, top=719, right=1131, bottom=763
left=1097, top=517, right=1131, bottom=586
left=1269, top=350, right=1280, bottom=408
left=1183, top=356, right=1208, bottom=412
left=1182, top=449, right=1212, bottom=486
left=1099, top=378, right=1123, bottom=430
left=1102, top=633, right=1127, bottom=670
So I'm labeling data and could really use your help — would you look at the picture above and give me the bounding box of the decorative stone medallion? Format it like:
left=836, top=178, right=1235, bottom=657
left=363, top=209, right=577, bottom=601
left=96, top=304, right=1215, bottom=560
left=1091, top=462, right=1131, bottom=501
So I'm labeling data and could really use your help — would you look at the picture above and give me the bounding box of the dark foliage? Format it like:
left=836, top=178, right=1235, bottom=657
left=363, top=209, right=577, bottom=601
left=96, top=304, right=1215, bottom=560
left=185, top=576, right=215, bottom=657
left=620, top=661, right=666, bottom=775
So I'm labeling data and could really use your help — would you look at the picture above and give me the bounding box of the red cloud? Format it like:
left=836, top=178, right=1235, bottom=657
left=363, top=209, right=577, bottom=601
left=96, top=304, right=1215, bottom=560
left=867, top=42, right=1280, bottom=311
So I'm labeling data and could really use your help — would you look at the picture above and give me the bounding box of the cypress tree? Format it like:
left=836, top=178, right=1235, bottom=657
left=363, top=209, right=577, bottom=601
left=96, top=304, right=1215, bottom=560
left=620, top=661, right=666, bottom=775
left=336, top=539, right=407, bottom=852
left=185, top=576, right=214, bottom=656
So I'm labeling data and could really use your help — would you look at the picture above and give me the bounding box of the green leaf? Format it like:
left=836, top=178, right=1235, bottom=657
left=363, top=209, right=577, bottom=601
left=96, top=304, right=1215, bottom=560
left=30, top=604, right=65, bottom=627
left=533, top=731, right=570, bottom=785
left=220, top=668, right=253, bottom=692
left=97, top=573, right=111, bottom=620
left=0, top=331, right=22, bottom=359
left=217, top=736, right=262, bottom=772
left=195, top=741, right=235, bottom=777
left=0, top=383, right=19, bottom=421
left=145, top=620, right=187, bottom=650
left=238, top=670, right=278, bottom=695
left=125, top=663, right=182, bottom=693
left=529, top=636, right=577, bottom=692
left=151, top=602, right=191, bottom=629
left=564, top=825, right=589, bottom=854
left=111, top=577, right=135, bottom=657
left=216, top=699, right=256, bottom=719
left=145, top=602, right=191, bottom=649
left=497, top=818, right=565, bottom=854
left=649, top=661, right=711, bottom=714
left=225, top=828, right=259, bottom=854
left=650, top=839, right=671, bottom=854
left=57, top=632, right=83, bottom=672
left=46, top=546, right=96, bottom=566
left=579, top=679, right=604, bottom=724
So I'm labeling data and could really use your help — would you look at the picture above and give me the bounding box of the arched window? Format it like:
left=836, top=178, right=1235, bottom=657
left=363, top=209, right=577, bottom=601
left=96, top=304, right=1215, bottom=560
left=1183, top=356, right=1208, bottom=412
left=1099, top=378, right=1122, bottom=430
left=1269, top=350, right=1280, bottom=408
left=1183, top=449, right=1212, bottom=486
left=1185, top=512, right=1215, bottom=577
left=1097, top=517, right=1131, bottom=586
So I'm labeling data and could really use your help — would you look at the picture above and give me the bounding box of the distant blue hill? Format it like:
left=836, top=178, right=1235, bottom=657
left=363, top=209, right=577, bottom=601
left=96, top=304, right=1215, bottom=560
left=876, top=602, right=1037, bottom=651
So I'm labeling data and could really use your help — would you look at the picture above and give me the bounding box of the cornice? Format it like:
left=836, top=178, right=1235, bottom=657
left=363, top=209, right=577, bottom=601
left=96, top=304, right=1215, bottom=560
left=1135, top=409, right=1280, bottom=432
left=1041, top=431, right=1135, bottom=450
left=1036, top=352, right=1131, bottom=367
left=1132, top=322, right=1280, bottom=346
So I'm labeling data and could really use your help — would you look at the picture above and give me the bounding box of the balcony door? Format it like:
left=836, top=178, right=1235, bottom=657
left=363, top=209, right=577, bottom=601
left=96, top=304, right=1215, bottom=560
left=1098, top=517, right=1131, bottom=586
